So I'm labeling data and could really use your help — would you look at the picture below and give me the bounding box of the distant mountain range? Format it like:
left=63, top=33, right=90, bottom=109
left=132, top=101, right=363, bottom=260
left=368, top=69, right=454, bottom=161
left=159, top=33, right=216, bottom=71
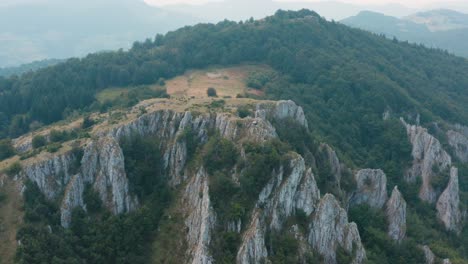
left=0, top=59, right=63, bottom=77
left=0, top=0, right=198, bottom=67
left=342, top=9, right=468, bottom=57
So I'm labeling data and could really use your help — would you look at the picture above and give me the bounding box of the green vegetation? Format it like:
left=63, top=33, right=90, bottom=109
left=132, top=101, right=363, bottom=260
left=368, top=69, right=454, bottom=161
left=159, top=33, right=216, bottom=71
left=2, top=9, right=468, bottom=142
left=31, top=135, right=47, bottom=149
left=4, top=161, right=21, bottom=177
left=207, top=87, right=218, bottom=97
left=349, top=204, right=426, bottom=264
left=120, top=134, right=163, bottom=200
left=0, top=139, right=15, bottom=160
left=246, top=69, right=276, bottom=89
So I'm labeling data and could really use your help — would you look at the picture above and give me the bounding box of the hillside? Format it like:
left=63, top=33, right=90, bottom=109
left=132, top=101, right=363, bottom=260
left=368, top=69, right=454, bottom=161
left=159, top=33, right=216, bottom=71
left=342, top=9, right=468, bottom=57
left=0, top=9, right=467, bottom=264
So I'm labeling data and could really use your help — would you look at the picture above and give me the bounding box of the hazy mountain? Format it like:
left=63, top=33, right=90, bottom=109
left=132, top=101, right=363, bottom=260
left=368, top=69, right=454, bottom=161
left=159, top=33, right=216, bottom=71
left=162, top=0, right=417, bottom=22
left=0, top=59, right=63, bottom=77
left=342, top=9, right=468, bottom=57
left=406, top=9, right=468, bottom=31
left=0, top=0, right=198, bottom=67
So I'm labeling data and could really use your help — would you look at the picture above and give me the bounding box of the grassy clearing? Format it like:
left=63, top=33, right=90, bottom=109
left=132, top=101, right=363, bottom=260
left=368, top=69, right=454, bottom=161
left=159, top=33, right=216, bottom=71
left=165, top=65, right=271, bottom=98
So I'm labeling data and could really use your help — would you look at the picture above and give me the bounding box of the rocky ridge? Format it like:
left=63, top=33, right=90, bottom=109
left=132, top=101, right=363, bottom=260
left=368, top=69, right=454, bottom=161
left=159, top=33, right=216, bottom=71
left=401, top=119, right=463, bottom=233
left=351, top=169, right=388, bottom=209
left=12, top=99, right=368, bottom=263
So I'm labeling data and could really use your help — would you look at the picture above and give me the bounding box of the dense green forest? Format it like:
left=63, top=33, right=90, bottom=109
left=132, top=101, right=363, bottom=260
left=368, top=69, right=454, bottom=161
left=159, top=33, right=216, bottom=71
left=1, top=9, right=468, bottom=141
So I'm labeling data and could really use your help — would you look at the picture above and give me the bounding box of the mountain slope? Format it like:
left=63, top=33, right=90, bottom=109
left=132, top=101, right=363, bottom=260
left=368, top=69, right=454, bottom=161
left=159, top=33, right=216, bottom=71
left=0, top=10, right=467, bottom=263
left=0, top=0, right=198, bottom=67
left=342, top=9, right=468, bottom=57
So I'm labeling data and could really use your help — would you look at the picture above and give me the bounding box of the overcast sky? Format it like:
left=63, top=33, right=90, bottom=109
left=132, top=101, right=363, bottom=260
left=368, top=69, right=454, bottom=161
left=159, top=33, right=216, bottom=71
left=144, top=0, right=465, bottom=8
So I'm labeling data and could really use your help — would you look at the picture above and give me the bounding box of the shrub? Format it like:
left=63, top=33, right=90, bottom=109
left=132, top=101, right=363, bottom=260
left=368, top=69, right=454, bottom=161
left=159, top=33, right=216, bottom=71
left=207, top=87, right=217, bottom=97
left=246, top=70, right=275, bottom=89
left=82, top=115, right=94, bottom=129
left=32, top=135, right=47, bottom=149
left=203, top=136, right=237, bottom=173
left=83, top=184, right=102, bottom=213
left=46, top=143, right=62, bottom=153
left=5, top=161, right=22, bottom=177
left=0, top=139, right=15, bottom=160
left=0, top=191, right=6, bottom=203
left=237, top=106, right=252, bottom=118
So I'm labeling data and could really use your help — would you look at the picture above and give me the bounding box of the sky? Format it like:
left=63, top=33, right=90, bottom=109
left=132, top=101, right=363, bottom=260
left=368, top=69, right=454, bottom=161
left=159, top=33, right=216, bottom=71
left=144, top=0, right=465, bottom=8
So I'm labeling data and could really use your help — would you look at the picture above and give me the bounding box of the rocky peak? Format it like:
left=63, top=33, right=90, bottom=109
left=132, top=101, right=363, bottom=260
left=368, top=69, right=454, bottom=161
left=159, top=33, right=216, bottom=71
left=255, top=100, right=309, bottom=129
left=401, top=119, right=452, bottom=203
left=446, top=130, right=468, bottom=163
left=318, top=143, right=343, bottom=190
left=308, top=194, right=366, bottom=264
left=421, top=245, right=436, bottom=264
left=436, top=167, right=462, bottom=234
left=237, top=155, right=321, bottom=263
left=386, top=186, right=407, bottom=242
left=184, top=167, right=216, bottom=264
left=351, top=169, right=388, bottom=209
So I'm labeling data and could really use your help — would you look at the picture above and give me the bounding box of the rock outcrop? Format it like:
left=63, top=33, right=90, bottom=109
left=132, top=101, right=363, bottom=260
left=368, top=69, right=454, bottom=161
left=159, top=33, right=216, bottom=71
left=317, top=143, right=344, bottom=191
left=351, top=169, right=388, bottom=209
left=21, top=151, right=76, bottom=200
left=237, top=155, right=321, bottom=263
left=436, top=167, right=461, bottom=234
left=308, top=194, right=366, bottom=264
left=402, top=119, right=452, bottom=203
left=386, top=186, right=407, bottom=242
left=184, top=167, right=216, bottom=264
left=61, top=137, right=138, bottom=227
left=447, top=130, right=468, bottom=163
left=422, top=245, right=436, bottom=264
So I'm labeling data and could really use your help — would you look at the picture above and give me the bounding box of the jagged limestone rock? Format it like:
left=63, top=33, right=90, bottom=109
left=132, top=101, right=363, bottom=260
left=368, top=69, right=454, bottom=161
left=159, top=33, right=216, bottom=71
left=21, top=151, right=76, bottom=200
left=237, top=155, right=321, bottom=263
left=60, top=174, right=85, bottom=228
left=184, top=167, right=216, bottom=264
left=447, top=130, right=468, bottom=163
left=308, top=194, right=366, bottom=264
left=61, top=136, right=138, bottom=227
left=421, top=245, right=436, bottom=264
left=81, top=137, right=138, bottom=215
left=351, top=169, right=388, bottom=209
left=436, top=167, right=462, bottom=234
left=402, top=119, right=452, bottom=203
left=386, top=186, right=407, bottom=242
left=318, top=143, right=343, bottom=190
left=255, top=100, right=309, bottom=129
left=236, top=212, right=268, bottom=264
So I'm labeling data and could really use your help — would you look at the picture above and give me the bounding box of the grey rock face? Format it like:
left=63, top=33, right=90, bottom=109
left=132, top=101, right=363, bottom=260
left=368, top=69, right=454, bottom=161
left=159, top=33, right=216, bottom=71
left=184, top=167, right=216, bottom=264
left=436, top=167, right=462, bottom=234
left=83, top=137, right=138, bottom=215
left=402, top=119, right=452, bottom=203
left=61, top=137, right=138, bottom=227
left=21, top=151, right=76, bottom=200
left=386, top=186, right=407, bottom=242
left=352, top=169, right=388, bottom=209
left=237, top=155, right=321, bottom=264
left=318, top=143, right=343, bottom=190
left=308, top=194, right=366, bottom=264
left=422, top=245, right=435, bottom=264
left=256, top=100, right=309, bottom=129
left=447, top=130, right=468, bottom=163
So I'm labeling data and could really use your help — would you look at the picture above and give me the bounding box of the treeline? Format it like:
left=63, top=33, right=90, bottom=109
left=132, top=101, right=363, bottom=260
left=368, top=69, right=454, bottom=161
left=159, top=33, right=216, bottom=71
left=1, top=9, right=468, bottom=139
